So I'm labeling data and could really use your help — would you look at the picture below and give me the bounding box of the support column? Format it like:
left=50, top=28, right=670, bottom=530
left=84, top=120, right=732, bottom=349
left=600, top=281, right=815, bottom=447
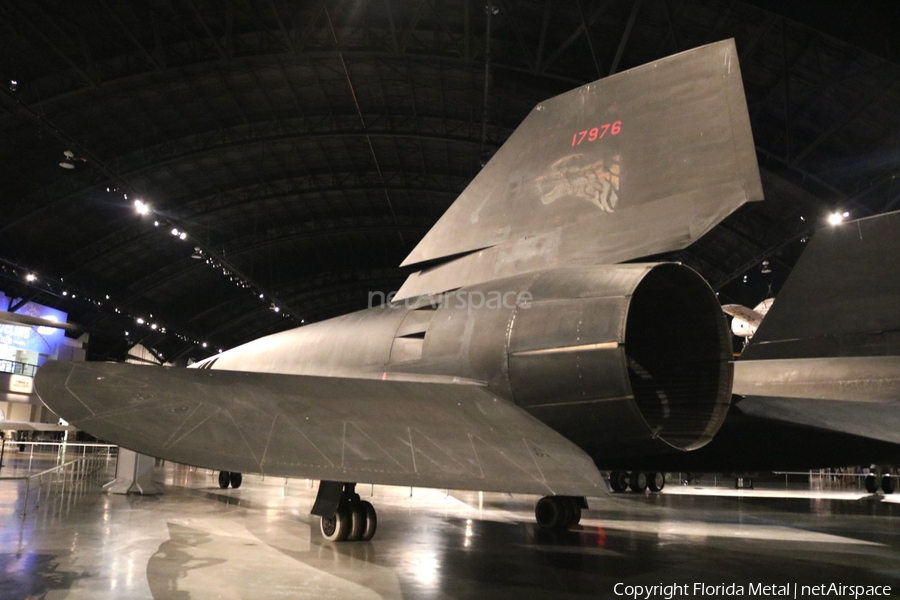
left=103, top=448, right=162, bottom=495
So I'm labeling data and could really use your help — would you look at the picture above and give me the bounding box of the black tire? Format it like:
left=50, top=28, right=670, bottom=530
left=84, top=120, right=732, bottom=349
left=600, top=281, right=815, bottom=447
left=321, top=507, right=351, bottom=542
left=359, top=501, right=377, bottom=541
left=882, top=475, right=895, bottom=494
left=629, top=471, right=648, bottom=492
left=648, top=471, right=666, bottom=492
left=229, top=472, right=243, bottom=489
left=865, top=474, right=878, bottom=493
left=560, top=497, right=575, bottom=526
left=566, top=498, right=582, bottom=527
left=610, top=470, right=628, bottom=492
left=535, top=497, right=567, bottom=529
left=347, top=504, right=367, bottom=541
left=218, top=471, right=230, bottom=489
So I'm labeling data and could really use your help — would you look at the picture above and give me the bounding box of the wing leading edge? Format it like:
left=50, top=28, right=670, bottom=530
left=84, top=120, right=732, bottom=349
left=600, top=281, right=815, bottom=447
left=34, top=361, right=605, bottom=497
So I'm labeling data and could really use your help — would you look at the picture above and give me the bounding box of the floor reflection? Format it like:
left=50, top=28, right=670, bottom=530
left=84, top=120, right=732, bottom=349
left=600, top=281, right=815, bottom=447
left=1, top=466, right=900, bottom=598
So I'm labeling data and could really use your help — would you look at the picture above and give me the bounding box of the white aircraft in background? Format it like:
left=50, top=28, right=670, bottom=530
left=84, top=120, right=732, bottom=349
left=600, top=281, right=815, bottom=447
left=722, top=298, right=775, bottom=339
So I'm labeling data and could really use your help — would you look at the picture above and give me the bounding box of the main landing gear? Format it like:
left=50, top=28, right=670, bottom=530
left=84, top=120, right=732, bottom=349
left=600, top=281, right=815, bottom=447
left=218, top=471, right=243, bottom=489
left=864, top=469, right=896, bottom=494
left=534, top=496, right=587, bottom=530
left=608, top=470, right=666, bottom=493
left=312, top=482, right=377, bottom=542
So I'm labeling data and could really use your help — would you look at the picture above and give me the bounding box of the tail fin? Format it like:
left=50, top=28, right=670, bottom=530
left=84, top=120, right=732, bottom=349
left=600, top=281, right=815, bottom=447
left=733, top=211, right=900, bottom=441
left=397, top=39, right=762, bottom=299
left=742, top=210, right=900, bottom=360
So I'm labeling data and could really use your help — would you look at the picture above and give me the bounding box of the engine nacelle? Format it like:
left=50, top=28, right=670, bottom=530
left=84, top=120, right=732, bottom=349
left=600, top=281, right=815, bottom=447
left=505, top=264, right=732, bottom=459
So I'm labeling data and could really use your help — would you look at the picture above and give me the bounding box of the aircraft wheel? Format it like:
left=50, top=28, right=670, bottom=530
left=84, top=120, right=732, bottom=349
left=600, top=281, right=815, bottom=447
left=535, top=496, right=568, bottom=530
left=321, top=507, right=351, bottom=542
left=648, top=471, right=666, bottom=492
left=218, top=471, right=231, bottom=489
left=881, top=476, right=896, bottom=494
left=629, top=471, right=648, bottom=492
left=865, top=475, right=878, bottom=494
left=359, top=501, right=377, bottom=541
left=347, top=504, right=367, bottom=541
left=229, top=472, right=243, bottom=489
left=610, top=470, right=628, bottom=492
left=566, top=498, right=582, bottom=527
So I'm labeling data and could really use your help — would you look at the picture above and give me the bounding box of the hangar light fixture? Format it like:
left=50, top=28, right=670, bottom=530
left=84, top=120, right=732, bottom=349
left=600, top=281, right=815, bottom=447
left=25, top=273, right=36, bottom=282
left=134, top=199, right=150, bottom=215
left=828, top=212, right=845, bottom=225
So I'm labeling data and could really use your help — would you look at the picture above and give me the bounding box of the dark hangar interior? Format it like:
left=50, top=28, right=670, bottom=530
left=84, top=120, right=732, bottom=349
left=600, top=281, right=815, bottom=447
left=1, top=0, right=898, bottom=364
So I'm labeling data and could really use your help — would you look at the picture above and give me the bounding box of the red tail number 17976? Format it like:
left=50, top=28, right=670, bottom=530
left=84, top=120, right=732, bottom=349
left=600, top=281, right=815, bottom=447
left=571, top=121, right=622, bottom=146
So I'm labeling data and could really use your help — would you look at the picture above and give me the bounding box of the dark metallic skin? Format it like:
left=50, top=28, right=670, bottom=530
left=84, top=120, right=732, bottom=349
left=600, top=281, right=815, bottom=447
left=36, top=263, right=732, bottom=488
left=728, top=210, right=900, bottom=451
left=610, top=210, right=900, bottom=472
left=34, top=40, right=762, bottom=515
left=34, top=361, right=605, bottom=496
left=396, top=39, right=761, bottom=299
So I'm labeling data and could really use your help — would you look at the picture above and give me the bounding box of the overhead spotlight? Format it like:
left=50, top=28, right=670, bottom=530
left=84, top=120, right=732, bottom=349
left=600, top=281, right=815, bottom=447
left=9, top=79, right=17, bottom=91
left=192, top=247, right=203, bottom=259
left=179, top=232, right=187, bottom=240
left=760, top=260, right=772, bottom=274
left=154, top=221, right=160, bottom=227
left=150, top=323, right=158, bottom=330
left=742, top=275, right=748, bottom=283
left=842, top=211, right=850, bottom=218
left=136, top=317, right=145, bottom=324
left=202, top=342, right=208, bottom=348
left=25, top=273, right=36, bottom=282
left=134, top=199, right=150, bottom=215
left=828, top=212, right=844, bottom=226
left=171, top=228, right=179, bottom=236
left=259, top=294, right=264, bottom=299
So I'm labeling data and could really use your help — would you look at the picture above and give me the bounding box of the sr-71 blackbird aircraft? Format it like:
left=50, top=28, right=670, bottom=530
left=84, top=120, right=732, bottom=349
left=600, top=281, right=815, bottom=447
left=38, top=39, right=771, bottom=542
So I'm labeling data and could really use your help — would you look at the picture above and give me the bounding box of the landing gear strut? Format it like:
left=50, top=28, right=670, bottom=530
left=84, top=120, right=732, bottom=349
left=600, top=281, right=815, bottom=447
left=218, top=471, right=243, bottom=489
left=313, top=482, right=377, bottom=542
left=535, top=496, right=586, bottom=530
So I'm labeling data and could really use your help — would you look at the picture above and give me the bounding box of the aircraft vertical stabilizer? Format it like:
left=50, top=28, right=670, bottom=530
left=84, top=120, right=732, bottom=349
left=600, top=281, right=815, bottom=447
left=396, top=39, right=762, bottom=300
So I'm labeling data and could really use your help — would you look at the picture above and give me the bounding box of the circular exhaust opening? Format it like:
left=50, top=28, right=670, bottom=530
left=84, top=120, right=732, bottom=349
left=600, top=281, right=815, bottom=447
left=625, top=263, right=732, bottom=451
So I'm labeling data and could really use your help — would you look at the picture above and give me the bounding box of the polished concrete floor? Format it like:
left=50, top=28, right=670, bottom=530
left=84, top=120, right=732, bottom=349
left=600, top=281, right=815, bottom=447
left=3, top=460, right=900, bottom=599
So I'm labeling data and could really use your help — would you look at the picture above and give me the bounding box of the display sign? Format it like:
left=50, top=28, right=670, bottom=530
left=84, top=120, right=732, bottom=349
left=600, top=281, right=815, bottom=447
left=9, top=375, right=34, bottom=394
left=0, top=292, right=68, bottom=356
